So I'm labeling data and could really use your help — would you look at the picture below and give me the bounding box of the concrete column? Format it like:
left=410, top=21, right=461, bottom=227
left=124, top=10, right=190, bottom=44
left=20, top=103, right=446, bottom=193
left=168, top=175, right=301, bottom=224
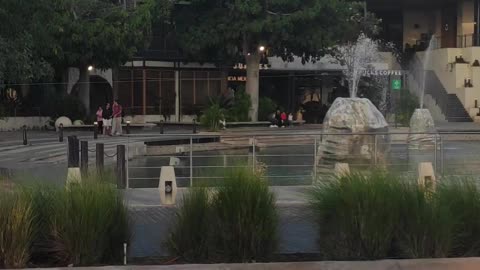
left=142, top=69, right=147, bottom=115
left=78, top=66, right=90, bottom=115
left=175, top=70, right=180, bottom=122
left=246, top=54, right=261, bottom=122
left=475, top=0, right=480, bottom=45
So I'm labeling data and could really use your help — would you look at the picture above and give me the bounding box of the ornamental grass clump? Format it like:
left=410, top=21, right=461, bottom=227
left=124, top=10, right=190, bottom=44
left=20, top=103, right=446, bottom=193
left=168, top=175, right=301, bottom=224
left=22, top=174, right=130, bottom=267
left=309, top=171, right=403, bottom=260
left=0, top=175, right=128, bottom=268
left=310, top=171, right=480, bottom=260
left=167, top=167, right=278, bottom=263
left=167, top=187, right=211, bottom=262
left=0, top=190, right=35, bottom=269
left=211, top=168, right=277, bottom=262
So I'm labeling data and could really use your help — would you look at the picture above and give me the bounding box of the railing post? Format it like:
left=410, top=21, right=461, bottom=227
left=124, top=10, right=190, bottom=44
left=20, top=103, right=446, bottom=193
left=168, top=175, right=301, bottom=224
left=440, top=135, right=445, bottom=176
left=313, top=137, right=317, bottom=182
left=96, top=143, right=104, bottom=176
left=116, top=145, right=126, bottom=189
left=189, top=137, right=193, bottom=187
left=252, top=136, right=256, bottom=173
left=80, top=141, right=88, bottom=178
left=58, top=124, right=64, bottom=142
left=434, top=134, right=438, bottom=174
left=373, top=134, right=378, bottom=166
left=22, top=125, right=28, bottom=145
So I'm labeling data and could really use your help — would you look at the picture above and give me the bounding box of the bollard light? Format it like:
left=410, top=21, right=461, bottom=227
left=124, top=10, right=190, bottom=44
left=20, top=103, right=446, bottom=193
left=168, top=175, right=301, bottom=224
left=192, top=118, right=197, bottom=134
left=165, top=181, right=173, bottom=194
left=160, top=120, right=164, bottom=134
left=126, top=120, right=131, bottom=134
left=93, top=122, right=98, bottom=139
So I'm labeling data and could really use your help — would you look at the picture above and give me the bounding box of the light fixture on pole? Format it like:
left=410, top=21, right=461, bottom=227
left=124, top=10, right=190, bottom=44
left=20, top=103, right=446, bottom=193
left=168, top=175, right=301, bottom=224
left=259, top=46, right=266, bottom=52
left=88, top=65, right=94, bottom=71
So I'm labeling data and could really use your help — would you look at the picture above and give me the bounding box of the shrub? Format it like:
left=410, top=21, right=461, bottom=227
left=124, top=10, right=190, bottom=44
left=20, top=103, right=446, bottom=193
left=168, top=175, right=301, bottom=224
left=396, top=90, right=418, bottom=126
left=258, top=97, right=277, bottom=121
left=309, top=171, right=402, bottom=260
left=225, top=89, right=251, bottom=122
left=0, top=190, right=34, bottom=269
left=167, top=188, right=211, bottom=262
left=200, top=103, right=225, bottom=131
left=167, top=168, right=278, bottom=263
left=210, top=169, right=277, bottom=262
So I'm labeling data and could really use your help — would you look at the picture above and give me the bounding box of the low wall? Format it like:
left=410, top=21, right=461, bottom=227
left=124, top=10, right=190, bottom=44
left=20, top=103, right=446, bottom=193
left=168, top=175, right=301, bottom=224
left=0, top=117, right=51, bottom=131
left=32, top=257, right=480, bottom=270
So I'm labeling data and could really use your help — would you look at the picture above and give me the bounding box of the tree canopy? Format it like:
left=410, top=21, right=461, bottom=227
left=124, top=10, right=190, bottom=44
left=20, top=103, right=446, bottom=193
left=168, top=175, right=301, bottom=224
left=0, top=0, right=58, bottom=84
left=51, top=0, right=171, bottom=70
left=174, top=0, right=372, bottom=64
left=173, top=0, right=374, bottom=120
left=0, top=0, right=171, bottom=83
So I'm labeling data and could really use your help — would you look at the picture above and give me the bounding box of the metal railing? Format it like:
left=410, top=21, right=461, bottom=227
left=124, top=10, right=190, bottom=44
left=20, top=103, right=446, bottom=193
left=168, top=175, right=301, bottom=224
left=124, top=131, right=480, bottom=188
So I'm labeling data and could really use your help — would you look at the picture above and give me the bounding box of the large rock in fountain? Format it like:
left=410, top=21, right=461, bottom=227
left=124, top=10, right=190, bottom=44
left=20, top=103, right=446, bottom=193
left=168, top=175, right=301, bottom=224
left=408, top=109, right=436, bottom=150
left=318, top=98, right=390, bottom=164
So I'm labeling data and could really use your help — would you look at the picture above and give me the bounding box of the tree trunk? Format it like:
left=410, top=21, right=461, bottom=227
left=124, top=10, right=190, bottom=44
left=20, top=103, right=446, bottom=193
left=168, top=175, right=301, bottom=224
left=112, top=67, right=119, bottom=100
left=246, top=54, right=261, bottom=122
left=78, top=66, right=90, bottom=115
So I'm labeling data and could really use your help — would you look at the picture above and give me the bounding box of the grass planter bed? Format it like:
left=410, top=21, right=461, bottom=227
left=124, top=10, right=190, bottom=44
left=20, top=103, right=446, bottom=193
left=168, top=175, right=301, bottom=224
left=167, top=168, right=278, bottom=263
left=309, top=172, right=480, bottom=260
left=0, top=175, right=129, bottom=268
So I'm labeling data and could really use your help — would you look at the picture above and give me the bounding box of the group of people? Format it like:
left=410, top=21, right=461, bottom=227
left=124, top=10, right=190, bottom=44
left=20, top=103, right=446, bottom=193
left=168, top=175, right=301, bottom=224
left=269, top=110, right=294, bottom=128
left=95, top=100, right=123, bottom=136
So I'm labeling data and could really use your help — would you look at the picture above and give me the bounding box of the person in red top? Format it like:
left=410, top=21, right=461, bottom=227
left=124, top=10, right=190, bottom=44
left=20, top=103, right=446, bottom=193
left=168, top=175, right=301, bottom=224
left=280, top=111, right=287, bottom=127
left=111, top=100, right=123, bottom=135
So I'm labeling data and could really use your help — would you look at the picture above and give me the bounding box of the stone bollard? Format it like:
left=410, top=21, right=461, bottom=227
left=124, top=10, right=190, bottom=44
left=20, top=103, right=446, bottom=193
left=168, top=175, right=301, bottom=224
left=418, top=162, right=436, bottom=193
left=192, top=119, right=197, bottom=134
left=334, top=163, right=350, bottom=178
left=159, top=166, right=177, bottom=205
left=159, top=120, right=164, bottom=134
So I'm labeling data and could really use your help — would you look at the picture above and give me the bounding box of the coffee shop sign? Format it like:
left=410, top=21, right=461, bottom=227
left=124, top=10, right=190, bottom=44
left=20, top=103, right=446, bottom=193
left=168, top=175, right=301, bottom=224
left=362, top=69, right=404, bottom=76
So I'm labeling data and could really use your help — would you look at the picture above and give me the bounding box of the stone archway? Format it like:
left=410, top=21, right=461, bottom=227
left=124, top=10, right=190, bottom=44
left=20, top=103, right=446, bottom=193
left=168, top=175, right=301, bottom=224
left=90, top=75, right=113, bottom=113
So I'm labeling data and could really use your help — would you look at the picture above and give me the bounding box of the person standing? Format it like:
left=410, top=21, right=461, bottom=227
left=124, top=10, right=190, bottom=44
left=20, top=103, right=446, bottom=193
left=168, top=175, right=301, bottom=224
left=96, top=106, right=103, bottom=134
left=102, top=103, right=112, bottom=136
left=112, top=100, right=123, bottom=135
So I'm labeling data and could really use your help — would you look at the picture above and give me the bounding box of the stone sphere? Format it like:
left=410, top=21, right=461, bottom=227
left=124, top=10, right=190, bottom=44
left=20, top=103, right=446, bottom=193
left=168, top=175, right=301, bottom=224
left=55, top=116, right=72, bottom=129
left=73, top=120, right=84, bottom=126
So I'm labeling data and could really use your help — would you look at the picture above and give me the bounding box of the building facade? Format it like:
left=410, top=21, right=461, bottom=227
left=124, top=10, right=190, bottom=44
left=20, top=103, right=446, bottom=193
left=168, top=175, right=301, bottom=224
left=103, top=0, right=480, bottom=123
